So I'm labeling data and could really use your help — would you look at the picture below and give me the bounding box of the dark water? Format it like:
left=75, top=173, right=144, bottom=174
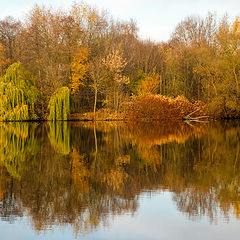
left=0, top=120, right=240, bottom=240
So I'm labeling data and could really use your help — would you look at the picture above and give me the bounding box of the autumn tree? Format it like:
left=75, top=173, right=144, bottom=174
left=0, top=16, right=22, bottom=64
left=103, top=50, right=129, bottom=113
left=2, top=3, right=240, bottom=119
left=191, top=16, right=240, bottom=117
left=0, top=44, right=8, bottom=76
left=136, top=70, right=161, bottom=96
left=19, top=5, right=85, bottom=117
left=89, top=57, right=105, bottom=118
left=171, top=13, right=217, bottom=46
left=0, top=62, right=38, bottom=121
left=70, top=47, right=89, bottom=93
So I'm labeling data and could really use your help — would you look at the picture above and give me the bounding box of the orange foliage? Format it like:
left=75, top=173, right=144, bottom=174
left=233, top=203, right=240, bottom=219
left=136, top=71, right=161, bottom=96
left=70, top=48, right=89, bottom=93
left=103, top=166, right=128, bottom=192
left=71, top=148, right=90, bottom=193
left=125, top=94, right=206, bottom=120
left=125, top=121, right=206, bottom=146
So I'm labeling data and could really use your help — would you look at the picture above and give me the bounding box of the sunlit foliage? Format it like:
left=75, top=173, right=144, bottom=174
left=70, top=48, right=89, bottom=93
left=1, top=5, right=240, bottom=119
left=0, top=62, right=38, bottom=121
left=48, top=87, right=70, bottom=121
left=136, top=71, right=161, bottom=96
left=125, top=94, right=206, bottom=120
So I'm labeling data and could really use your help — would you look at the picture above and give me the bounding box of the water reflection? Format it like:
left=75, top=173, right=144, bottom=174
left=0, top=120, right=240, bottom=235
left=0, top=122, right=38, bottom=179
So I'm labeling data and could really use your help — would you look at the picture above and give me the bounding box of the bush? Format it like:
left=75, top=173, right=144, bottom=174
left=124, top=94, right=206, bottom=120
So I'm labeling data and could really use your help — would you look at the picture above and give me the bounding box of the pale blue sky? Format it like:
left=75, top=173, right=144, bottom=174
left=1, top=0, right=240, bottom=42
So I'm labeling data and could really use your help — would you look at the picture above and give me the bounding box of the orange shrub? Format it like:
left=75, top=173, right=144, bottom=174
left=124, top=94, right=206, bottom=120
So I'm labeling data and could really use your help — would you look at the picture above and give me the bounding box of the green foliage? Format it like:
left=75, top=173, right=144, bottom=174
left=0, top=122, right=38, bottom=179
left=48, top=87, right=71, bottom=121
left=48, top=121, right=72, bottom=155
left=129, top=70, right=148, bottom=95
left=0, top=62, right=38, bottom=121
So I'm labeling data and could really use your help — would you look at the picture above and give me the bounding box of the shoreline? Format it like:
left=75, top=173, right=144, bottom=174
left=1, top=117, right=239, bottom=123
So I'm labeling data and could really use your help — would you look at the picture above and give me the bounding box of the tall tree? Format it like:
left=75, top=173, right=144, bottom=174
left=0, top=16, right=21, bottom=64
left=103, top=50, right=129, bottom=113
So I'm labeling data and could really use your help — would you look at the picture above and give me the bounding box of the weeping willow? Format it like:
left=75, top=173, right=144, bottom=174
left=48, top=87, right=70, bottom=121
left=48, top=121, right=72, bottom=155
left=0, top=122, right=39, bottom=179
left=0, top=62, right=38, bottom=121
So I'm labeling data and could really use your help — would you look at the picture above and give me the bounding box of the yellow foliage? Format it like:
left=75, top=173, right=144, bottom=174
left=71, top=148, right=90, bottom=193
left=233, top=202, right=240, bottom=219
left=70, top=48, right=89, bottom=93
left=136, top=71, right=161, bottom=96
left=115, top=155, right=130, bottom=165
left=135, top=144, right=162, bottom=172
left=103, top=166, right=128, bottom=191
left=231, top=17, right=240, bottom=33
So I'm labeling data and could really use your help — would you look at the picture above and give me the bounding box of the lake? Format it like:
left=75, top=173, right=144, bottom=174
left=0, top=120, right=240, bottom=240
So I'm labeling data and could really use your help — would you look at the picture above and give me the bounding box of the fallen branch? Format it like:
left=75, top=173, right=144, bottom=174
left=183, top=109, right=209, bottom=121
left=185, top=108, right=201, bottom=118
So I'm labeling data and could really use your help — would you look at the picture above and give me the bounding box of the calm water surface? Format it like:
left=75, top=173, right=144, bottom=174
left=0, top=121, right=240, bottom=239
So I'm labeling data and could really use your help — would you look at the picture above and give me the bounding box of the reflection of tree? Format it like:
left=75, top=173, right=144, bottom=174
left=0, top=123, right=137, bottom=234
left=0, top=122, right=39, bottom=224
left=0, top=122, right=38, bottom=179
left=125, top=121, right=205, bottom=145
left=48, top=122, right=72, bottom=155
left=0, top=169, right=23, bottom=222
left=0, top=121, right=240, bottom=235
left=72, top=121, right=240, bottom=222
left=164, top=122, right=240, bottom=222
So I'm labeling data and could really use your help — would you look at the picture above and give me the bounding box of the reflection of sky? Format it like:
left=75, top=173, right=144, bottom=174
left=1, top=0, right=240, bottom=41
left=1, top=191, right=240, bottom=240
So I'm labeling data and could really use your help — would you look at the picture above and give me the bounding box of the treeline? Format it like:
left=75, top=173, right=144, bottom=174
left=0, top=3, right=240, bottom=120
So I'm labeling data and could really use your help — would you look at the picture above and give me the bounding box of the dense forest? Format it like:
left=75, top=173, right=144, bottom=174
left=0, top=3, right=240, bottom=120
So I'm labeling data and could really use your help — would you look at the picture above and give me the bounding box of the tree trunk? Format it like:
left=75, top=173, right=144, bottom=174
left=93, top=85, right=97, bottom=120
